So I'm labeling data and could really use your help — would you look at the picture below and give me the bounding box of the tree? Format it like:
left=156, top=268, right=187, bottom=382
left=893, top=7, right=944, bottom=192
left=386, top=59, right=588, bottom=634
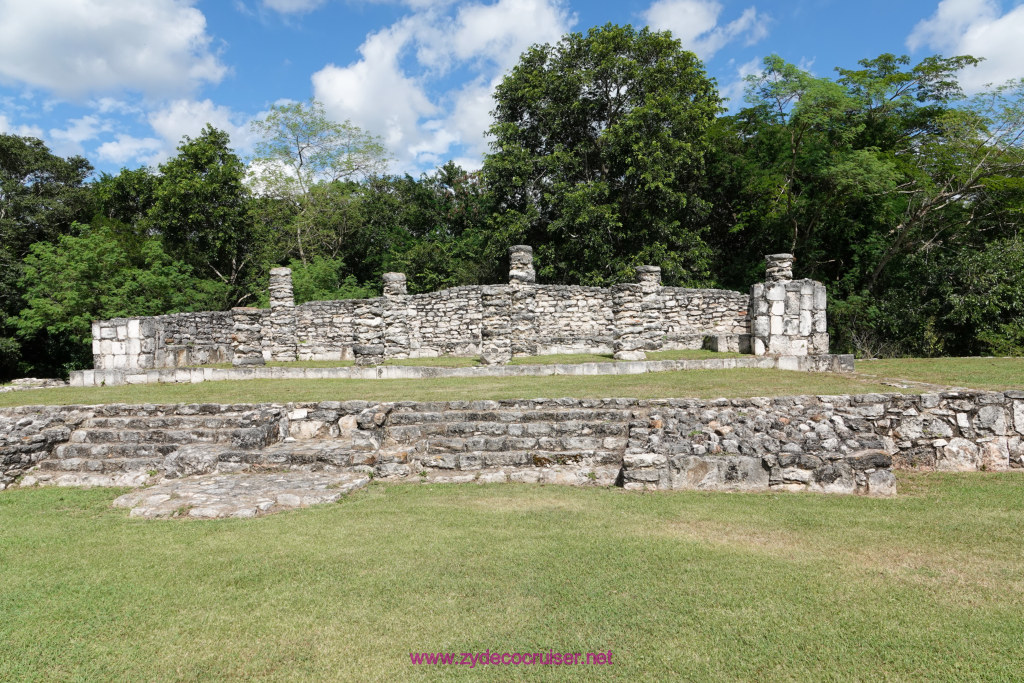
left=147, top=125, right=262, bottom=303
left=249, top=99, right=388, bottom=263
left=0, top=134, right=94, bottom=379
left=482, top=23, right=721, bottom=286
left=14, top=223, right=228, bottom=376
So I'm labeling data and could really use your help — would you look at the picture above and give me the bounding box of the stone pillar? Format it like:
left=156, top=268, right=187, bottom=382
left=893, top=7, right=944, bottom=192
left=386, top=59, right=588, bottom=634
left=231, top=308, right=266, bottom=366
left=508, top=245, right=535, bottom=285
left=382, top=272, right=411, bottom=360
left=508, top=246, right=537, bottom=357
left=479, top=285, right=512, bottom=365
left=749, top=254, right=828, bottom=356
left=352, top=297, right=385, bottom=366
left=636, top=266, right=665, bottom=353
left=613, top=266, right=664, bottom=361
left=267, top=267, right=297, bottom=362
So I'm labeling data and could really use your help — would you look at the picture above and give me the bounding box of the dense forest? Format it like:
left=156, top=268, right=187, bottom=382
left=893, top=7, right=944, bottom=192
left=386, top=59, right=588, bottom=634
left=2, top=24, right=1023, bottom=381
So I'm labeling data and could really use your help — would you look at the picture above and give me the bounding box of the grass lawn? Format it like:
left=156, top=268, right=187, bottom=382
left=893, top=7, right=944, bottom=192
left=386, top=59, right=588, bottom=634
left=856, top=356, right=1024, bottom=391
left=1, top=473, right=1022, bottom=680
left=0, top=368, right=905, bottom=408
left=179, top=349, right=743, bottom=371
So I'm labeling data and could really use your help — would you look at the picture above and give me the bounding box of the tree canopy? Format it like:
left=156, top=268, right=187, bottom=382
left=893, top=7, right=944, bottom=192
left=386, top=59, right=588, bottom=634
left=483, top=23, right=721, bottom=286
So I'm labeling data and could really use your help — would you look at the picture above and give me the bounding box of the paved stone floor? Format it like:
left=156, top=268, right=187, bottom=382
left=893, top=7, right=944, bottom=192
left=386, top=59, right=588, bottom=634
left=112, top=471, right=370, bottom=519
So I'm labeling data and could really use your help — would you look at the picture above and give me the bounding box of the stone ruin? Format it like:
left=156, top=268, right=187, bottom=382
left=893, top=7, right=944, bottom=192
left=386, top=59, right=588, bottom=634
left=86, top=247, right=831, bottom=372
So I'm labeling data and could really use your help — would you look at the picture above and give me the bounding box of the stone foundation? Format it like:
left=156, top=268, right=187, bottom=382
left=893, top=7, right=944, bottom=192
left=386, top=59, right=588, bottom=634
left=6, top=390, right=1024, bottom=495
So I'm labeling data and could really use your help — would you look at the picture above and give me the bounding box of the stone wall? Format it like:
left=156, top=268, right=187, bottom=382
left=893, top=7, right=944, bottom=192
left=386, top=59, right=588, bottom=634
left=89, top=247, right=827, bottom=371
left=92, top=311, right=235, bottom=371
left=5, top=390, right=1024, bottom=494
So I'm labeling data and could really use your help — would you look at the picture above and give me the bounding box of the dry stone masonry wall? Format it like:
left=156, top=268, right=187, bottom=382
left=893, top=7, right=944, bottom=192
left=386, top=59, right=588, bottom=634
left=5, top=390, right=1024, bottom=494
left=87, top=246, right=828, bottom=373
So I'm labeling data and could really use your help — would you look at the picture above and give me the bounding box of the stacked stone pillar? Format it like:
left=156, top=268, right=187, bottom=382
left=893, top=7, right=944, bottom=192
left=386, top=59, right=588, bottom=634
left=613, top=266, right=665, bottom=361
left=479, top=286, right=512, bottom=365
left=750, top=254, right=828, bottom=356
left=352, top=297, right=385, bottom=366
left=267, top=267, right=298, bottom=362
left=382, top=272, right=411, bottom=360
left=508, top=245, right=538, bottom=357
left=231, top=308, right=266, bottom=366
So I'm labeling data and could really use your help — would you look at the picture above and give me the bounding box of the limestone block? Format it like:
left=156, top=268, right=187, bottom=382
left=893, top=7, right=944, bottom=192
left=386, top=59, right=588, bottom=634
left=938, top=438, right=980, bottom=471
left=799, top=310, right=812, bottom=336
left=770, top=316, right=783, bottom=335
left=767, top=283, right=786, bottom=301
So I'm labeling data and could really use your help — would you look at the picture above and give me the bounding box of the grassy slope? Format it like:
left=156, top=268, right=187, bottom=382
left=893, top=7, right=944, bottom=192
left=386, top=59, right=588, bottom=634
left=1, top=473, right=1022, bottom=680
left=0, top=369, right=904, bottom=408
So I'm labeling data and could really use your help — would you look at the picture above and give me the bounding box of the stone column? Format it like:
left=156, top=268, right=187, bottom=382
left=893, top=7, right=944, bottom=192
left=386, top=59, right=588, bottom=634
left=613, top=284, right=644, bottom=361
left=352, top=297, right=385, bottom=366
left=479, top=285, right=512, bottom=365
left=508, top=245, right=535, bottom=285
left=508, top=246, right=537, bottom=357
left=267, top=267, right=297, bottom=362
left=749, top=254, right=828, bottom=356
left=637, top=266, right=665, bottom=353
left=231, top=308, right=266, bottom=366
left=613, top=266, right=664, bottom=361
left=382, top=272, right=411, bottom=360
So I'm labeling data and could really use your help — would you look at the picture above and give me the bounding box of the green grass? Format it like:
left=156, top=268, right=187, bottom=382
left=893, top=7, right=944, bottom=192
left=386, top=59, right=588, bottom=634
left=185, top=349, right=743, bottom=370
left=1, top=473, right=1022, bottom=680
left=857, top=356, right=1024, bottom=391
left=0, top=368, right=905, bottom=407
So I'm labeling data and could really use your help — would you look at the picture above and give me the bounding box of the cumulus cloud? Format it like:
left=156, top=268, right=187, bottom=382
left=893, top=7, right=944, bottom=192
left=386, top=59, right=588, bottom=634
left=642, top=0, right=768, bottom=59
left=311, top=0, right=574, bottom=173
left=48, top=115, right=112, bottom=156
left=907, top=0, right=1024, bottom=91
left=0, top=0, right=227, bottom=99
left=0, top=113, right=44, bottom=139
left=95, top=134, right=164, bottom=166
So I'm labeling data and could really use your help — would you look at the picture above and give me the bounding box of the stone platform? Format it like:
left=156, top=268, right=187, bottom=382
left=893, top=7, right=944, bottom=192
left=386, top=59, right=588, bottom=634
left=111, top=471, right=370, bottom=519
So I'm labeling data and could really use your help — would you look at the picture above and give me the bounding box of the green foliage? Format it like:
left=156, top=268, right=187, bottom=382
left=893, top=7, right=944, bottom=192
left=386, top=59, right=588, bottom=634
left=249, top=99, right=388, bottom=265
left=483, top=23, right=721, bottom=286
left=285, top=257, right=378, bottom=304
left=14, top=223, right=228, bottom=374
left=148, top=125, right=260, bottom=297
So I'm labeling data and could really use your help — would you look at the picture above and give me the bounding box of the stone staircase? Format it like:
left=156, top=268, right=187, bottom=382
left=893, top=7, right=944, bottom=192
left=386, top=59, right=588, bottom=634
left=23, top=411, right=281, bottom=487
left=375, top=401, right=635, bottom=485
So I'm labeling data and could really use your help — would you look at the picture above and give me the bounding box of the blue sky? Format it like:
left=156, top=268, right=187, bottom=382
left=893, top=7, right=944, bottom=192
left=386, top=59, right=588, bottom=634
left=1, top=0, right=1022, bottom=177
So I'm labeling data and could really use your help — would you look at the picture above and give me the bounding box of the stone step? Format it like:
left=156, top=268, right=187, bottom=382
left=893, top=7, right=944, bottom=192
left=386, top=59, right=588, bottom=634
left=386, top=408, right=634, bottom=426
left=36, top=456, right=165, bottom=474
left=84, top=415, right=265, bottom=430
left=54, top=442, right=179, bottom=460
left=70, top=428, right=237, bottom=445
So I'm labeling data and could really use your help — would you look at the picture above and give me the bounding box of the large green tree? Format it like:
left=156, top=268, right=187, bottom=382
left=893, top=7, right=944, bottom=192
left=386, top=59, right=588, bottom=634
left=249, top=99, right=388, bottom=264
left=482, top=23, right=721, bottom=286
left=147, top=125, right=264, bottom=304
left=0, top=134, right=94, bottom=379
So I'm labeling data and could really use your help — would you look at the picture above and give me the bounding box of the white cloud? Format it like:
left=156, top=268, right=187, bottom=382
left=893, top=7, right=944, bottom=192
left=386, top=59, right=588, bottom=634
left=0, top=113, right=44, bottom=139
left=262, top=0, right=327, bottom=13
left=720, top=56, right=763, bottom=107
left=48, top=115, right=111, bottom=156
left=907, top=0, right=1024, bottom=91
left=0, top=0, right=227, bottom=99
left=643, top=0, right=768, bottom=60
left=148, top=98, right=258, bottom=155
left=95, top=134, right=164, bottom=166
left=311, top=0, right=574, bottom=173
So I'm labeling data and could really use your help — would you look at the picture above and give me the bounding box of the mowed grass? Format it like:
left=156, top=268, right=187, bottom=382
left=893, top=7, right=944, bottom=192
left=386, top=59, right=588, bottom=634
left=1, top=473, right=1022, bottom=680
left=0, top=368, right=904, bottom=408
left=857, top=356, right=1024, bottom=391
left=181, top=349, right=743, bottom=370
